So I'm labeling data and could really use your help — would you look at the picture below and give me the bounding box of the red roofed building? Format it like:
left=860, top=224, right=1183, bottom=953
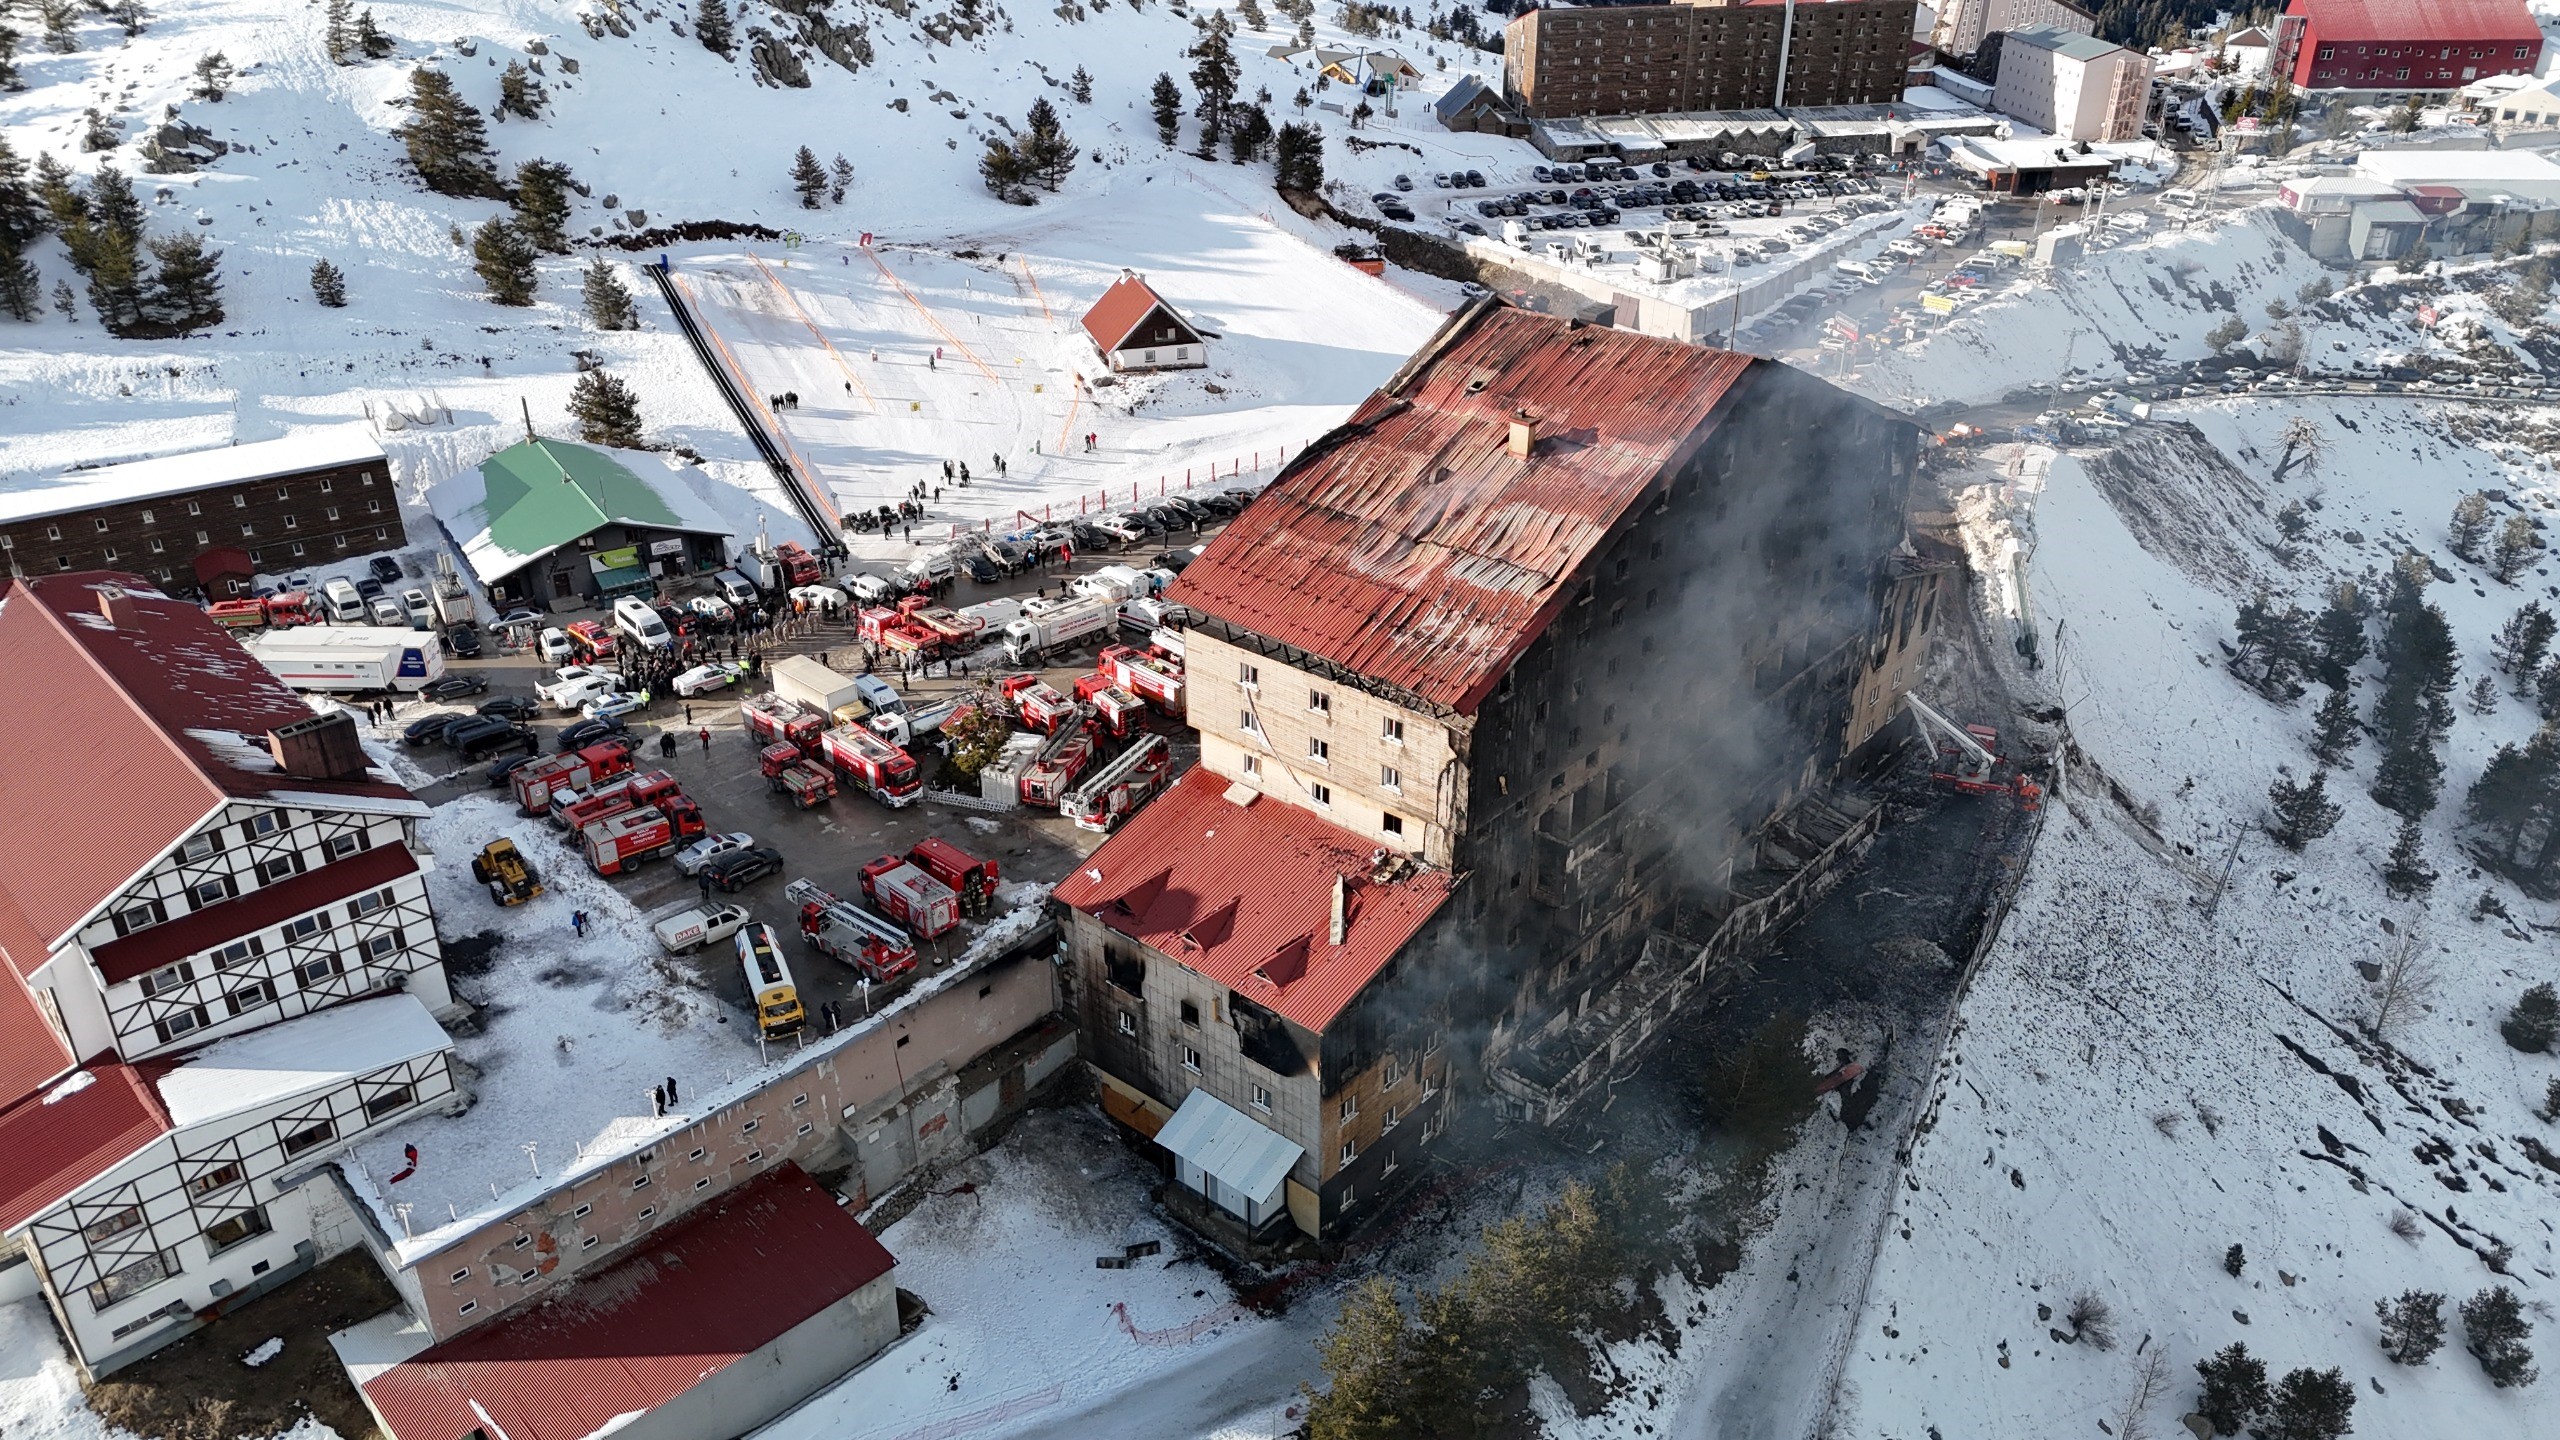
left=345, top=1165, right=900, bottom=1440
left=2274, top=0, right=2542, bottom=91
left=1061, top=301, right=1938, bottom=1242
left=1080, top=272, right=1208, bottom=374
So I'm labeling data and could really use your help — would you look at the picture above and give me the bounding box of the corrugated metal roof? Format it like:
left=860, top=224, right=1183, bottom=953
left=0, top=1060, right=171, bottom=1233
left=1079, top=274, right=1196, bottom=355
left=0, top=575, right=416, bottom=975
left=1050, top=766, right=1453, bottom=1034
left=2285, top=0, right=2540, bottom=42
left=1156, top=1089, right=1303, bottom=1203
left=154, top=993, right=451, bottom=1128
left=1166, top=304, right=1755, bottom=713
left=362, top=1165, right=895, bottom=1440
left=449, top=441, right=734, bottom=586
left=0, top=953, right=73, bottom=1111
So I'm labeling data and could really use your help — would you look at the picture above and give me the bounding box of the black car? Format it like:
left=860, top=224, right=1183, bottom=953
left=484, top=750, right=546, bottom=787
left=403, top=714, right=469, bottom=747
left=450, top=718, right=537, bottom=761
left=1464, top=170, right=1486, bottom=187
left=369, top=556, right=404, bottom=586
left=1154, top=548, right=1197, bottom=573
left=478, top=696, right=538, bottom=722
left=355, top=577, right=385, bottom=600
left=421, top=674, right=489, bottom=701
left=444, top=623, right=483, bottom=659
left=964, top=553, right=1003, bottom=584
left=702, top=846, right=785, bottom=893
left=556, top=717, right=631, bottom=753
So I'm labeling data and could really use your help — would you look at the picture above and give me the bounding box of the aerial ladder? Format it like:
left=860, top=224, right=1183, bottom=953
left=1902, top=694, right=2041, bottom=810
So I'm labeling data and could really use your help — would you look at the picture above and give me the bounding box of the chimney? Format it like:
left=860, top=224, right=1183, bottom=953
left=1329, top=873, right=1348, bottom=947
left=97, top=585, right=140, bottom=628
left=267, top=712, right=371, bottom=782
left=1507, top=409, right=1539, bottom=459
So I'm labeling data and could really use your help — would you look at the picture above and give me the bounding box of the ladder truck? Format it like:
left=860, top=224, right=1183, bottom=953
left=784, top=879, right=919, bottom=981
left=1903, top=694, right=2041, bottom=810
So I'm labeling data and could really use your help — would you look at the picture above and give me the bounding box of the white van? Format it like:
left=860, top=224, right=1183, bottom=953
left=1835, top=259, right=1882, bottom=283
left=613, top=596, right=673, bottom=650
left=712, top=570, right=760, bottom=607
left=321, top=578, right=367, bottom=622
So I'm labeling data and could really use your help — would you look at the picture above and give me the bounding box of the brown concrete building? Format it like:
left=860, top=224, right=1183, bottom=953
left=1505, top=0, right=1920, bottom=119
left=0, top=429, right=402, bottom=600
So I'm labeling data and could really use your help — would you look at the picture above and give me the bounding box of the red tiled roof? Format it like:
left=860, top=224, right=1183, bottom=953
left=89, top=844, right=420, bottom=985
left=363, top=1165, right=895, bottom=1440
left=0, top=574, right=412, bottom=975
left=1166, top=304, right=1755, bottom=714
left=2282, top=0, right=2540, bottom=43
left=1051, top=767, right=1455, bottom=1033
left=0, top=950, right=74, bottom=1112
left=1080, top=274, right=1196, bottom=354
left=0, top=1060, right=171, bottom=1233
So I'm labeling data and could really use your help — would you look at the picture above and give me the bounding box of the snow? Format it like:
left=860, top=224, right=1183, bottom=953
left=0, top=1299, right=341, bottom=1440
left=0, top=427, right=384, bottom=525
left=242, top=1337, right=284, bottom=1368
left=155, top=992, right=451, bottom=1127
left=39, top=1071, right=96, bottom=1105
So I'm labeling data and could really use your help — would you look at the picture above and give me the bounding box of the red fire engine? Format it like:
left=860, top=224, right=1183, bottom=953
left=583, top=802, right=708, bottom=876
left=859, top=856, right=960, bottom=940
left=1096, top=644, right=1185, bottom=718
left=907, top=838, right=1000, bottom=917
left=774, top=540, right=824, bottom=587
left=741, top=693, right=828, bottom=755
left=759, top=742, right=838, bottom=809
left=819, top=723, right=921, bottom=807
left=1018, top=722, right=1097, bottom=807
left=563, top=620, right=616, bottom=661
left=1063, top=733, right=1173, bottom=832
left=997, top=674, right=1078, bottom=733
left=1071, top=675, right=1147, bottom=739
left=554, top=769, right=685, bottom=832
left=511, top=740, right=636, bottom=815
left=784, top=879, right=919, bottom=981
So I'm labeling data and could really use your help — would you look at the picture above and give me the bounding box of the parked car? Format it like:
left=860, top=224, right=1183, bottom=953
left=537, top=668, right=619, bottom=710
left=537, top=627, right=575, bottom=663
left=368, top=556, right=404, bottom=585
left=964, top=553, right=1003, bottom=584
left=554, top=717, right=631, bottom=752
left=582, top=690, right=650, bottom=722
left=403, top=714, right=469, bottom=747
left=1393, top=173, right=1413, bottom=191
left=676, top=831, right=756, bottom=876
left=673, top=661, right=747, bottom=697
left=484, top=750, right=546, bottom=788
left=450, top=718, right=537, bottom=762
left=478, top=696, right=539, bottom=722
left=702, top=846, right=786, bottom=893
left=443, top=624, right=483, bottom=659
left=421, top=675, right=490, bottom=701
left=687, top=594, right=734, bottom=623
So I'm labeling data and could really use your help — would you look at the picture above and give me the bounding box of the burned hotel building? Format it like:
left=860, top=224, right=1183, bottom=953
left=1054, top=300, right=1945, bottom=1244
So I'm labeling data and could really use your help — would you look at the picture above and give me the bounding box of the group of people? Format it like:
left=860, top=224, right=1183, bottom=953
left=766, top=391, right=804, bottom=410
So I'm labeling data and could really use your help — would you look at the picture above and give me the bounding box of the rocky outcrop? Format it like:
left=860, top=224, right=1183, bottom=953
left=748, top=26, right=812, bottom=86
left=140, top=119, right=228, bottom=175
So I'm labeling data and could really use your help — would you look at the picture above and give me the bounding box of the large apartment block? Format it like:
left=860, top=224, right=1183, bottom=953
left=1056, top=302, right=1940, bottom=1245
left=1929, top=0, right=2094, bottom=57
left=1504, top=0, right=1919, bottom=119
left=1991, top=26, right=2154, bottom=142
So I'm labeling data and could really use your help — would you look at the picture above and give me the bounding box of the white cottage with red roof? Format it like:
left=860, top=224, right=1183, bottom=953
left=0, top=573, right=457, bottom=1377
left=1080, top=272, right=1209, bottom=374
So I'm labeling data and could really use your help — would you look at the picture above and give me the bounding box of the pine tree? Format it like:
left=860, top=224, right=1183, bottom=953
left=32, top=152, right=82, bottom=231
left=81, top=231, right=145, bottom=335
left=396, top=68, right=501, bottom=197
left=1190, top=29, right=1240, bottom=149
left=2461, top=1285, right=2538, bottom=1387
left=1150, top=73, right=1183, bottom=146
left=470, top=217, right=537, bottom=306
left=2311, top=686, right=2360, bottom=766
left=2504, top=982, right=2559, bottom=1053
left=79, top=108, right=118, bottom=153
left=356, top=8, right=394, bottom=59
left=0, top=26, right=20, bottom=93
left=1238, top=0, right=1266, bottom=26
left=978, top=137, right=1032, bottom=204
left=2378, top=1290, right=2447, bottom=1365
left=1303, top=1276, right=1420, bottom=1438
left=2465, top=728, right=2560, bottom=868
left=790, top=145, right=827, bottom=209
left=2268, top=768, right=2341, bottom=850
left=696, top=0, right=735, bottom=56
left=581, top=256, right=634, bottom=330
left=309, top=257, right=347, bottom=308
left=41, top=1, right=76, bottom=55
left=0, top=236, right=38, bottom=321
left=829, top=154, right=854, bottom=204
left=1070, top=66, right=1093, bottom=103
left=2260, top=1367, right=2355, bottom=1440
left=189, top=51, right=234, bottom=103
left=511, top=159, right=574, bottom=253
left=2495, top=512, right=2542, bottom=583
left=2381, top=814, right=2435, bottom=898
left=1229, top=104, right=1273, bottom=162
left=2450, top=491, right=2494, bottom=560
left=568, top=368, right=644, bottom=449
left=111, top=0, right=146, bottom=38
left=495, top=60, right=546, bottom=121
left=2496, top=602, right=2557, bottom=690
left=2470, top=673, right=2502, bottom=715
left=86, top=164, right=144, bottom=247
left=2234, top=592, right=2315, bottom=700
left=1297, top=15, right=1317, bottom=46
left=1275, top=120, right=1324, bottom=191
left=50, top=278, right=74, bottom=320
left=0, top=138, right=44, bottom=248
left=2195, top=1342, right=2270, bottom=1437
left=324, top=0, right=355, bottom=65
left=2539, top=662, right=2560, bottom=723
left=144, top=231, right=223, bottom=333
left=1021, top=100, right=1079, bottom=191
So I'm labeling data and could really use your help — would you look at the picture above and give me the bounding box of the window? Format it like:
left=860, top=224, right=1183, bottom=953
left=282, top=913, right=329, bottom=942
left=694, top=1177, right=711, bottom=1191
left=324, top=506, right=339, bottom=522
left=511, top=1233, right=531, bottom=1250
left=363, top=932, right=403, bottom=963
left=1338, top=1095, right=1358, bottom=1121
left=243, top=812, right=281, bottom=840
left=572, top=1204, right=592, bottom=1218
left=255, top=854, right=304, bottom=886
left=458, top=1301, right=478, bottom=1316
left=209, top=937, right=263, bottom=970
left=195, top=529, right=210, bottom=545
left=281, top=1118, right=337, bottom=1156
left=582, top=1234, right=600, bottom=1249
left=1339, top=1139, right=1356, bottom=1164
left=1307, top=736, right=1329, bottom=763
left=231, top=494, right=246, bottom=509
left=1382, top=812, right=1404, bottom=836
left=1308, top=689, right=1330, bottom=715
left=83, top=1206, right=144, bottom=1245
left=101, top=547, right=118, bottom=562
left=1238, top=661, right=1259, bottom=687
left=188, top=1161, right=245, bottom=1197
left=87, top=1252, right=176, bottom=1311
left=138, top=961, right=195, bottom=998
left=1311, top=782, right=1331, bottom=806
left=742, top=1118, right=761, bottom=1134
left=226, top=980, right=275, bottom=1016
left=361, top=1084, right=415, bottom=1121
left=326, top=832, right=367, bottom=860
left=449, top=1268, right=470, bottom=1285
left=349, top=888, right=393, bottom=919
left=1383, top=1105, right=1401, bottom=1131
left=1117, top=1011, right=1137, bottom=1036
left=633, top=1175, right=651, bottom=1190
left=114, top=900, right=166, bottom=937
left=1241, top=754, right=1260, bottom=777
left=367, top=500, right=382, bottom=515
left=1180, top=999, right=1200, bottom=1027
left=148, top=539, right=164, bottom=555
left=240, top=523, right=255, bottom=538
left=204, top=1207, right=272, bottom=1254
left=283, top=515, right=298, bottom=531
left=186, top=500, right=201, bottom=517
left=43, top=524, right=59, bottom=540
left=1380, top=764, right=1400, bottom=791
left=299, top=952, right=343, bottom=986
left=1252, top=1084, right=1273, bottom=1112
left=1383, top=1056, right=1401, bottom=1087
left=1182, top=1045, right=1203, bottom=1072
left=637, top=1207, right=654, bottom=1221
left=289, top=542, right=305, bottom=557
left=1380, top=716, right=1403, bottom=743
left=1240, top=708, right=1260, bottom=735
left=153, top=1007, right=210, bottom=1044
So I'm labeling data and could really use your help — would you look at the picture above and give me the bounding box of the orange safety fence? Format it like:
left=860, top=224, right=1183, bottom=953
left=748, top=251, right=877, bottom=410
left=863, top=247, right=1002, bottom=384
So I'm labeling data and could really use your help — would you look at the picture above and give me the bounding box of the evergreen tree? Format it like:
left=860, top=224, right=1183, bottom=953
left=0, top=236, right=38, bottom=321
left=696, top=0, right=735, bottom=56
left=2540, top=662, right=2560, bottom=723
left=79, top=108, right=118, bottom=153
left=1303, top=1276, right=1421, bottom=1439
left=50, top=278, right=74, bottom=320
left=470, top=217, right=537, bottom=306
left=1150, top=73, right=1183, bottom=146
left=829, top=154, right=854, bottom=204
left=581, top=256, right=634, bottom=330
left=86, top=164, right=144, bottom=247
left=2461, top=1285, right=2538, bottom=1387
left=1021, top=99, right=1079, bottom=191
left=2496, top=602, right=2557, bottom=690
left=2495, top=512, right=2542, bottom=583
left=1239, top=0, right=1266, bottom=26
left=790, top=145, right=828, bottom=208
left=2465, top=726, right=2560, bottom=871
left=2471, top=673, right=2503, bottom=715
left=2378, top=1290, right=2447, bottom=1365
left=2504, top=982, right=2559, bottom=1054
left=1297, top=15, right=1317, bottom=46
left=2195, top=1342, right=2270, bottom=1437
left=111, top=0, right=146, bottom=38
left=189, top=51, right=234, bottom=103
left=495, top=60, right=546, bottom=121
left=0, top=137, right=44, bottom=248
left=0, top=25, right=21, bottom=93
left=41, top=2, right=75, bottom=55
left=978, top=137, right=1032, bottom=204
left=1070, top=65, right=1093, bottom=103
left=2268, top=767, right=2341, bottom=850
left=2311, top=686, right=2360, bottom=766
left=32, top=152, right=82, bottom=231
left=144, top=231, right=222, bottom=333
left=309, top=257, right=347, bottom=308
left=2381, top=815, right=2435, bottom=898
left=80, top=232, right=145, bottom=335
left=2233, top=592, right=2316, bottom=700
left=324, top=0, right=355, bottom=65
left=356, top=8, right=394, bottom=59
left=511, top=159, right=574, bottom=253
left=1275, top=120, right=1324, bottom=190
left=2450, top=491, right=2494, bottom=560
left=568, top=367, right=644, bottom=449
left=2260, top=1367, right=2355, bottom=1440
left=396, top=68, right=500, bottom=197
left=1230, top=103, right=1273, bottom=162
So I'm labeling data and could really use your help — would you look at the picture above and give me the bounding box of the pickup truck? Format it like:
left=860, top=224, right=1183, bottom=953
left=652, top=902, right=751, bottom=954
left=538, top=668, right=622, bottom=711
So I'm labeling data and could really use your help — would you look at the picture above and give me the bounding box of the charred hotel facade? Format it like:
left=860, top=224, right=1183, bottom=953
left=1054, top=300, right=1947, bottom=1246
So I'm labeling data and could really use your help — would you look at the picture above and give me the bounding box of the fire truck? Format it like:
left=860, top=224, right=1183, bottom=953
left=210, top=593, right=317, bottom=630
left=583, top=803, right=708, bottom=876
left=859, top=855, right=960, bottom=940
left=511, top=740, right=637, bottom=815
left=1018, top=722, right=1098, bottom=807
left=563, top=620, right=617, bottom=661
left=1072, top=675, right=1147, bottom=739
left=784, top=879, right=919, bottom=981
left=759, top=742, right=838, bottom=809
left=555, top=769, right=685, bottom=832
left=819, top=723, right=922, bottom=807
left=774, top=540, right=824, bottom=587
left=1063, top=734, right=1173, bottom=832
left=907, top=838, right=1001, bottom=917
left=741, top=692, right=828, bottom=754
left=1096, top=644, right=1186, bottom=718
left=997, top=674, right=1079, bottom=733
left=1903, top=694, right=2042, bottom=811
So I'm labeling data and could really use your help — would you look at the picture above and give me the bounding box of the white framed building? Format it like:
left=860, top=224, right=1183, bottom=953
left=1991, top=26, right=2155, bottom=143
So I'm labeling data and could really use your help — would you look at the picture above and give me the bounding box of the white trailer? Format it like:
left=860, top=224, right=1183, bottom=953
left=1002, top=595, right=1116, bottom=663
left=771, top=655, right=866, bottom=718
left=242, top=626, right=446, bottom=693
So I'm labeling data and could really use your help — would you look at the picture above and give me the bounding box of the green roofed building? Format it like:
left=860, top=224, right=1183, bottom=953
left=438, top=439, right=736, bottom=610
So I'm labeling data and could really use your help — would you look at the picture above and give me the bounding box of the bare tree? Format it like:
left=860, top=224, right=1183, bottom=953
left=2369, top=927, right=2440, bottom=1039
left=2273, top=415, right=2324, bottom=482
left=2118, top=1344, right=2172, bottom=1440
left=2068, top=1291, right=2118, bottom=1350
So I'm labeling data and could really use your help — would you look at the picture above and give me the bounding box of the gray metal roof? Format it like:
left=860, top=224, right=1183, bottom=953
left=2003, top=25, right=2130, bottom=63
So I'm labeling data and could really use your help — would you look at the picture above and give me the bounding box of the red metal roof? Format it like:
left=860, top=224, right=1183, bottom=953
left=1080, top=273, right=1195, bottom=353
left=2282, top=0, right=2540, bottom=42
left=363, top=1165, right=896, bottom=1440
left=1166, top=305, right=1755, bottom=713
left=1050, top=766, right=1454, bottom=1034
left=0, top=574, right=413, bottom=977
left=0, top=1059, right=171, bottom=1233
left=0, top=947, right=75, bottom=1112
left=89, top=844, right=420, bottom=985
